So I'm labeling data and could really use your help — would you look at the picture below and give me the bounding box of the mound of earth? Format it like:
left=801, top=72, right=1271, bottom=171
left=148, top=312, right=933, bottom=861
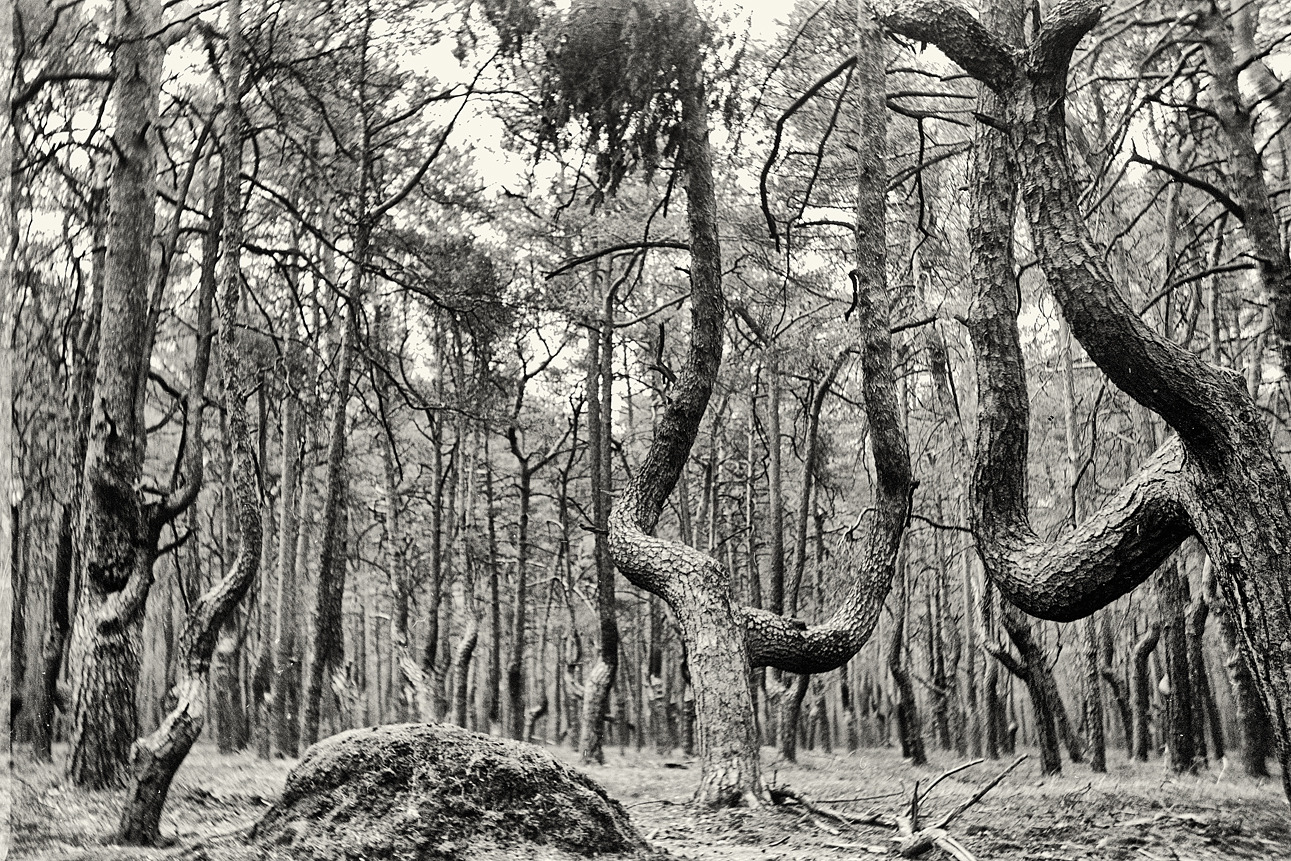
left=245, top=723, right=656, bottom=861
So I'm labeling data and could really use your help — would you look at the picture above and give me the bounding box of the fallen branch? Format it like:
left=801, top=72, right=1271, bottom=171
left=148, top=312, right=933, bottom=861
left=896, top=754, right=1028, bottom=858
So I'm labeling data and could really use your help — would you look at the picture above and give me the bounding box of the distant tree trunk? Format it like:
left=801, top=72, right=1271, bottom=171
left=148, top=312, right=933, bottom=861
left=888, top=561, right=925, bottom=765
left=1130, top=621, right=1162, bottom=762
left=764, top=354, right=785, bottom=621
left=988, top=601, right=1062, bottom=776
left=1058, top=318, right=1105, bottom=772
left=1098, top=617, right=1133, bottom=758
left=300, top=212, right=369, bottom=748
left=450, top=616, right=479, bottom=728
left=1158, top=561, right=1198, bottom=772
left=581, top=277, right=618, bottom=764
left=271, top=392, right=302, bottom=751
left=67, top=0, right=168, bottom=788
left=778, top=357, right=844, bottom=760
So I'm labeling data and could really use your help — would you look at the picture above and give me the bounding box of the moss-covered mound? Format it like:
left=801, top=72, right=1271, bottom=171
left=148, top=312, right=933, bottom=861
left=247, top=723, right=655, bottom=861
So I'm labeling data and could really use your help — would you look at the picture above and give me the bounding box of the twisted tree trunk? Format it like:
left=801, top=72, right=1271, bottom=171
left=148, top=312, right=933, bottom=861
left=877, top=0, right=1291, bottom=801
left=606, top=2, right=910, bottom=805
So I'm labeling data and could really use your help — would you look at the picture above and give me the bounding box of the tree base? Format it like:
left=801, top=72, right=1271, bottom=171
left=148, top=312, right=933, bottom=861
left=244, top=723, right=656, bottom=860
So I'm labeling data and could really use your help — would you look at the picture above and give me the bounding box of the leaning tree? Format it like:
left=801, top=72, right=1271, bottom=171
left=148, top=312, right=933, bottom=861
left=875, top=0, right=1291, bottom=801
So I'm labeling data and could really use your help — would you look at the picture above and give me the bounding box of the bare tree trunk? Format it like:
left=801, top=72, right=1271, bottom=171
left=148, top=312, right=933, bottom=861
left=1130, top=621, right=1162, bottom=762
left=1098, top=617, right=1132, bottom=758
left=118, top=7, right=263, bottom=835
left=67, top=0, right=166, bottom=789
left=888, top=568, right=925, bottom=766
left=300, top=216, right=369, bottom=748
left=581, top=276, right=618, bottom=764
left=450, top=616, right=478, bottom=728
left=1158, top=561, right=1198, bottom=772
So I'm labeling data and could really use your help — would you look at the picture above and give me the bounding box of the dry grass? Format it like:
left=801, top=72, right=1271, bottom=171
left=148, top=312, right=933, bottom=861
left=10, top=740, right=1288, bottom=860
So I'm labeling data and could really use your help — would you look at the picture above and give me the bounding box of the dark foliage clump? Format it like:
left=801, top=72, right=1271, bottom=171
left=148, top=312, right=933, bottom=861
left=539, top=0, right=710, bottom=202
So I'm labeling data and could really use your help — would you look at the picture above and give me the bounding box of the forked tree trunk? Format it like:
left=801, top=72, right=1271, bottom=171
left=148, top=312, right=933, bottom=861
left=988, top=602, right=1062, bottom=776
left=118, top=7, right=262, bottom=838
left=607, top=2, right=910, bottom=805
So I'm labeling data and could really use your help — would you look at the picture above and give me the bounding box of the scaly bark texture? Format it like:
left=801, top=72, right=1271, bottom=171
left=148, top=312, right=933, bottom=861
left=118, top=6, right=263, bottom=841
left=877, top=0, right=1291, bottom=800
left=2, top=0, right=15, bottom=825
left=67, top=0, right=165, bottom=790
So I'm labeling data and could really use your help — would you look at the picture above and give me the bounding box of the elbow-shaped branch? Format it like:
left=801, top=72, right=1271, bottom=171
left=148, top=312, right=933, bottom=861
left=872, top=0, right=1018, bottom=91
left=977, top=438, right=1193, bottom=622
left=1030, top=0, right=1108, bottom=77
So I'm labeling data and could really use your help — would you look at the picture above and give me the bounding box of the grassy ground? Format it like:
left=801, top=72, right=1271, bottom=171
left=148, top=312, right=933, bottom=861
left=10, top=740, right=1289, bottom=860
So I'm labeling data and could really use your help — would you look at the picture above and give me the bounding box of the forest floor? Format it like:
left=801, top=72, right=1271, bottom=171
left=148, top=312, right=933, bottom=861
left=9, top=740, right=1289, bottom=860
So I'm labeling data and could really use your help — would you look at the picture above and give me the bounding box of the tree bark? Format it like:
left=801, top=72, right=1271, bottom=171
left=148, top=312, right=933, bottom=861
left=300, top=216, right=369, bottom=748
left=1158, top=561, right=1199, bottom=772
left=877, top=0, right=1291, bottom=801
left=67, top=0, right=166, bottom=789
left=1210, top=578, right=1271, bottom=776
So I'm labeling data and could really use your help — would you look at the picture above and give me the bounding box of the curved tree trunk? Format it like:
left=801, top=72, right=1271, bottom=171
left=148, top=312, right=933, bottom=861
left=605, top=2, right=910, bottom=805
left=877, top=0, right=1291, bottom=801
left=118, top=9, right=262, bottom=837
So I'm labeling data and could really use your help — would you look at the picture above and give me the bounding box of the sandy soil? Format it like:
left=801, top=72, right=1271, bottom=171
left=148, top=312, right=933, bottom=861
left=10, top=740, right=1289, bottom=860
